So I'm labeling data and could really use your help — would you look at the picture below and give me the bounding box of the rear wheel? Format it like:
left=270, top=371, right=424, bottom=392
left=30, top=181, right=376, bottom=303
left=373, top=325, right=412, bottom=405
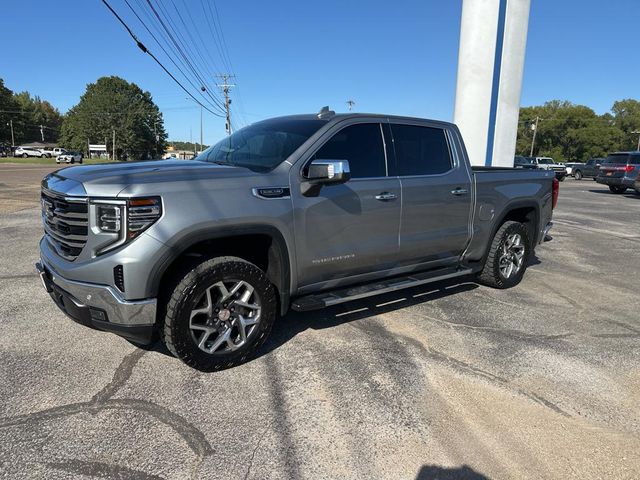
left=162, top=256, right=276, bottom=371
left=40, top=153, right=46, bottom=158
left=609, top=186, right=627, bottom=194
left=22, top=153, right=28, bottom=158
left=70, top=159, right=75, bottom=164
left=477, top=221, right=530, bottom=289
left=574, top=170, right=583, bottom=180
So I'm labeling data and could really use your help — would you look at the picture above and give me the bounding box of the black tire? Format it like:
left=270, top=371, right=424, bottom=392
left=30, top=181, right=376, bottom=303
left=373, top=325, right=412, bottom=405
left=162, top=256, right=276, bottom=371
left=609, top=186, right=627, bottom=194
left=558, top=176, right=565, bottom=182
left=40, top=153, right=46, bottom=158
left=574, top=170, right=583, bottom=180
left=22, top=153, right=28, bottom=158
left=70, top=159, right=75, bottom=164
left=476, top=221, right=530, bottom=289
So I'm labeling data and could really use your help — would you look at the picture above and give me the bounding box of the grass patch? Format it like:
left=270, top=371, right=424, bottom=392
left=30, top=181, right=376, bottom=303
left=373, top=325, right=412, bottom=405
left=0, top=157, right=117, bottom=165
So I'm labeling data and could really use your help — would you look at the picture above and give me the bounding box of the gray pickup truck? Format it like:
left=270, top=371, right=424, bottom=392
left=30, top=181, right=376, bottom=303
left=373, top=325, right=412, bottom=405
left=37, top=111, right=557, bottom=371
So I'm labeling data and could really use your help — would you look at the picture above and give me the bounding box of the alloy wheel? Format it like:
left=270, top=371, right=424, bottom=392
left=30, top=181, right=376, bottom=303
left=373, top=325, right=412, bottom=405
left=499, top=233, right=525, bottom=279
left=189, top=280, right=261, bottom=354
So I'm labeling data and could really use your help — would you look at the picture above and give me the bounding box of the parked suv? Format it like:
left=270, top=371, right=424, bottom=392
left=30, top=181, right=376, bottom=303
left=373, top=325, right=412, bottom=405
left=572, top=158, right=603, bottom=180
left=596, top=152, right=640, bottom=193
left=36, top=111, right=556, bottom=371
left=14, top=146, right=43, bottom=158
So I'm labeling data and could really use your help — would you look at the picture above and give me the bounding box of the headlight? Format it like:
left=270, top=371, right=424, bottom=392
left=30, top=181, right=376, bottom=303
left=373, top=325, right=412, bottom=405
left=92, top=197, right=162, bottom=255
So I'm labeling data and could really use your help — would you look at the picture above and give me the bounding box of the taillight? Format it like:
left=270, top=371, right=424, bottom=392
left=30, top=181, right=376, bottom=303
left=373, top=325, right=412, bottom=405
left=552, top=177, right=559, bottom=209
left=624, top=165, right=635, bottom=173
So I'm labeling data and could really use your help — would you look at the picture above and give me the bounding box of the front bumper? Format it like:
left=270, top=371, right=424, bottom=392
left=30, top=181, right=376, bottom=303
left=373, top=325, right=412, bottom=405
left=36, top=261, right=156, bottom=344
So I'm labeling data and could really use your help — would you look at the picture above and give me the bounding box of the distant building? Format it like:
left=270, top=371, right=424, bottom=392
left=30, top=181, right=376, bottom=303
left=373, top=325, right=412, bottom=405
left=89, top=144, right=108, bottom=159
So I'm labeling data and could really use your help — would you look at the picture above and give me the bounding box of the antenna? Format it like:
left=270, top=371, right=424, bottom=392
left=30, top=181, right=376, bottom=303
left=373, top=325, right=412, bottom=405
left=317, top=106, right=335, bottom=119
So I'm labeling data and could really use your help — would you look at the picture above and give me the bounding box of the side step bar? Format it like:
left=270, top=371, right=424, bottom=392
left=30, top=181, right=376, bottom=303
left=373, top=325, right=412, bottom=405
left=291, top=267, right=474, bottom=312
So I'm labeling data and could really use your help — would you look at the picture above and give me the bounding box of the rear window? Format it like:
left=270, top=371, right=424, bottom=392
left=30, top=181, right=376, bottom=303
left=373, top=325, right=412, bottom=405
left=629, top=155, right=640, bottom=165
left=604, top=154, right=629, bottom=164
left=390, top=124, right=452, bottom=176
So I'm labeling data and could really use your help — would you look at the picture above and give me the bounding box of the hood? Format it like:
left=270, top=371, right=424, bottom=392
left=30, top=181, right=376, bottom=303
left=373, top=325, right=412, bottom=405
left=52, top=159, right=258, bottom=197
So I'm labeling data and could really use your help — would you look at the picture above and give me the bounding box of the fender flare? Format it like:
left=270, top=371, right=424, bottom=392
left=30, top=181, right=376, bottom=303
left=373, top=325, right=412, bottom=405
left=148, top=224, right=293, bottom=315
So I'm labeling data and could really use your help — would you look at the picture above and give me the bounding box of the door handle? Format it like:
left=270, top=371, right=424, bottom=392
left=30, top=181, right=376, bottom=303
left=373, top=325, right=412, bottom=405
left=450, top=188, right=468, bottom=196
left=375, top=192, right=397, bottom=201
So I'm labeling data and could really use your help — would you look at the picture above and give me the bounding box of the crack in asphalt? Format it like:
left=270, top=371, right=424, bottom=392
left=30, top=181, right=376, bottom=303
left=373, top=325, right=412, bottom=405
left=42, top=459, right=164, bottom=479
left=0, top=348, right=214, bottom=477
left=353, top=320, right=571, bottom=418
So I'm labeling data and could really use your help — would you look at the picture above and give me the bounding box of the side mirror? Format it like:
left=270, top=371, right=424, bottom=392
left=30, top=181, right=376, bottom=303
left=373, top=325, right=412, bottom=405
left=302, top=159, right=351, bottom=196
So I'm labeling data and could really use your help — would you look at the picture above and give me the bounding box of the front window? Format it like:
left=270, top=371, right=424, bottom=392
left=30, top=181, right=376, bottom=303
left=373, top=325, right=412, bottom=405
left=196, top=118, right=325, bottom=172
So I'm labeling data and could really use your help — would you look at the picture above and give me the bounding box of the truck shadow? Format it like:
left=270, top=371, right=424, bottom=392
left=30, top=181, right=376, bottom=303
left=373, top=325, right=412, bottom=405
left=260, top=276, right=480, bottom=359
left=415, top=464, right=489, bottom=480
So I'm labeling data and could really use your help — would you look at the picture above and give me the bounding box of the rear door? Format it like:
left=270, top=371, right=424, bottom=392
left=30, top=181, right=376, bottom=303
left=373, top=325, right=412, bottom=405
left=388, top=121, right=472, bottom=268
left=292, top=121, right=402, bottom=290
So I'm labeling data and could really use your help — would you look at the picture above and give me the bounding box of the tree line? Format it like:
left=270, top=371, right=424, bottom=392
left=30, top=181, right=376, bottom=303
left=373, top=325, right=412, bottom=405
left=0, top=79, right=63, bottom=146
left=1, top=76, right=167, bottom=161
left=516, top=99, right=640, bottom=162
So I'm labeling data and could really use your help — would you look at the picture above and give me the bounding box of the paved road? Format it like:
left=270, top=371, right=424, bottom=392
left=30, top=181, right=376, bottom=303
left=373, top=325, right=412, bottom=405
left=0, top=168, right=638, bottom=479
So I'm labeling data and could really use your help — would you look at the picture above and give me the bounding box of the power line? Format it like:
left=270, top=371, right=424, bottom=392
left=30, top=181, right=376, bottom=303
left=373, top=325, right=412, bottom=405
left=123, top=0, right=222, bottom=114
left=142, top=0, right=226, bottom=113
left=100, top=0, right=224, bottom=117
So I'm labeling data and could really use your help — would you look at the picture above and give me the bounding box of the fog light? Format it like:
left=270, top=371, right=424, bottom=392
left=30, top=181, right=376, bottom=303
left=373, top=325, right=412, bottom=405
left=89, top=308, right=107, bottom=322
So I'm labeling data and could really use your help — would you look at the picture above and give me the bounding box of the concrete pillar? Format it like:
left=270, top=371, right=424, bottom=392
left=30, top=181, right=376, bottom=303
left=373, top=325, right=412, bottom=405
left=454, top=0, right=531, bottom=167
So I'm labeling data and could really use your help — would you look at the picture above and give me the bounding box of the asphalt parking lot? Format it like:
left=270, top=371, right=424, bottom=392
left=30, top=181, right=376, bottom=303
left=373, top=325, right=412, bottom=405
left=0, top=164, right=639, bottom=479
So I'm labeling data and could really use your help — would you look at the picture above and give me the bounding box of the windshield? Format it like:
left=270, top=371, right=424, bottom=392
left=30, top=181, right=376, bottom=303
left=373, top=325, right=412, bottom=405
left=537, top=158, right=554, bottom=164
left=195, top=118, right=325, bottom=172
left=514, top=156, right=533, bottom=165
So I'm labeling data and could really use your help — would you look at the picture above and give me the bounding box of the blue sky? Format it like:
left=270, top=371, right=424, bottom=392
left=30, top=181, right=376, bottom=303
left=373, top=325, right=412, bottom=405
left=3, top=0, right=639, bottom=144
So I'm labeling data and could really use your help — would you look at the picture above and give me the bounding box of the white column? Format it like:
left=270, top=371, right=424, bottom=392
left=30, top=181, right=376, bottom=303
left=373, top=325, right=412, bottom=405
left=454, top=0, right=531, bottom=167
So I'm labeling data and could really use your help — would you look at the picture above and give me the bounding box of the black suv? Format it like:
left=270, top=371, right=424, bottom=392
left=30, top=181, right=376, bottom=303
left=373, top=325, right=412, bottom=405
left=596, top=152, right=640, bottom=193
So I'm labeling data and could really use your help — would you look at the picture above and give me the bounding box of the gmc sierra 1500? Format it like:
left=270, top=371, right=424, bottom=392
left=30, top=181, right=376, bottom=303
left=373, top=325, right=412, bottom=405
left=36, top=110, right=557, bottom=371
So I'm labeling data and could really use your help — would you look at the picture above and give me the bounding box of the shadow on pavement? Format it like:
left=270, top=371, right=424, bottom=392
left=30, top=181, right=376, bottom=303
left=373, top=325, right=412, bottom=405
left=416, top=464, right=489, bottom=480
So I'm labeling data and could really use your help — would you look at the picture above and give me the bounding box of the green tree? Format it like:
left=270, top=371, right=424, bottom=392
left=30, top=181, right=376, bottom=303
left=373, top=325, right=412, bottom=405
left=60, top=76, right=167, bottom=160
left=13, top=91, right=63, bottom=143
left=0, top=79, right=18, bottom=145
left=517, top=100, right=625, bottom=161
left=611, top=99, right=640, bottom=150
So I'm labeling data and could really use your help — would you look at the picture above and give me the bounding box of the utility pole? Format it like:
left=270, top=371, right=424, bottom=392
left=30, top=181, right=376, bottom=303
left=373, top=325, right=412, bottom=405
left=40, top=125, right=45, bottom=142
left=112, top=129, right=116, bottom=161
left=216, top=74, right=236, bottom=135
left=632, top=130, right=640, bottom=151
left=9, top=120, right=15, bottom=147
left=529, top=116, right=540, bottom=157
left=346, top=99, right=355, bottom=111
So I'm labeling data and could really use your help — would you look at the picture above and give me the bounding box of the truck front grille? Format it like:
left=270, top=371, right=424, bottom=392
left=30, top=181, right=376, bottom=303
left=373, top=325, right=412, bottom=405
left=41, top=190, right=88, bottom=260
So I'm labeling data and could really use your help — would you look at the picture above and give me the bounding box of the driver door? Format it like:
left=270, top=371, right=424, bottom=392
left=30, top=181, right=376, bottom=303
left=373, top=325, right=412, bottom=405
left=291, top=122, right=401, bottom=292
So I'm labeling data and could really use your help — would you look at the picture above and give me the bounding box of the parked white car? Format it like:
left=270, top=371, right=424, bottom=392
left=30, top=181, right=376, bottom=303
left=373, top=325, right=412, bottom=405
left=56, top=151, right=83, bottom=164
left=14, top=146, right=43, bottom=158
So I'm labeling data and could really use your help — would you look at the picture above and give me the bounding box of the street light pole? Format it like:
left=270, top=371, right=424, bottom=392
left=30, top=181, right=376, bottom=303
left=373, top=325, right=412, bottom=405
left=9, top=120, right=15, bottom=147
left=529, top=116, right=540, bottom=157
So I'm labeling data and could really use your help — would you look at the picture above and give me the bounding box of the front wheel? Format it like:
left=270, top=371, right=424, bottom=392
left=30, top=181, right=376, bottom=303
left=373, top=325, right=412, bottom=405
left=609, top=186, right=627, bottom=194
left=574, top=170, right=583, bottom=180
left=22, top=153, right=28, bottom=158
left=162, top=256, right=277, bottom=371
left=476, top=221, right=530, bottom=289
